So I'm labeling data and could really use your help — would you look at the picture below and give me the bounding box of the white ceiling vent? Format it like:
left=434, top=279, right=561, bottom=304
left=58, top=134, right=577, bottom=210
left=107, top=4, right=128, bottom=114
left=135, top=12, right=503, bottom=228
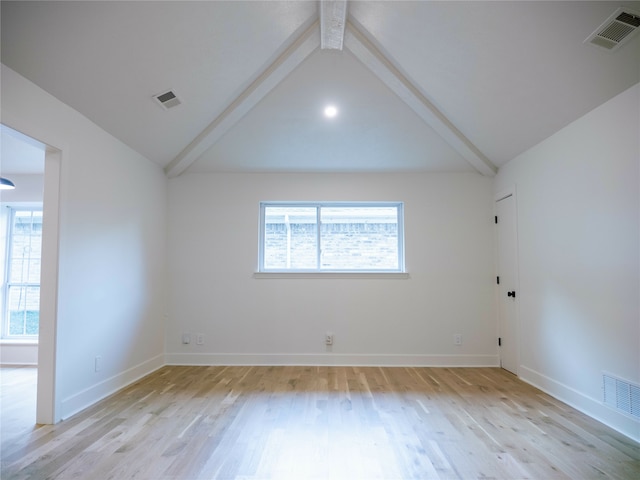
left=153, top=90, right=181, bottom=110
left=585, top=8, right=640, bottom=51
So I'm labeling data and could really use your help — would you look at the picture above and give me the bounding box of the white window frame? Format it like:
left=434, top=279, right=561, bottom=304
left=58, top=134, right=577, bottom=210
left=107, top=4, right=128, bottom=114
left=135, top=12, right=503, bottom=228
left=2, top=206, right=42, bottom=339
left=258, top=201, right=405, bottom=274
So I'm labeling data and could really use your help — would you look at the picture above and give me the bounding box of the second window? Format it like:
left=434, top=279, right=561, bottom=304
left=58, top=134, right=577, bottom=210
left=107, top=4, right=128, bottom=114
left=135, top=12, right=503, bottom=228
left=259, top=202, right=404, bottom=272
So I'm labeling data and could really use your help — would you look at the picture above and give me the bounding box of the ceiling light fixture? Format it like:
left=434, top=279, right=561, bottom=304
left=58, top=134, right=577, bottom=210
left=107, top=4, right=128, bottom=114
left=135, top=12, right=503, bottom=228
left=324, top=105, right=338, bottom=118
left=0, top=177, right=16, bottom=190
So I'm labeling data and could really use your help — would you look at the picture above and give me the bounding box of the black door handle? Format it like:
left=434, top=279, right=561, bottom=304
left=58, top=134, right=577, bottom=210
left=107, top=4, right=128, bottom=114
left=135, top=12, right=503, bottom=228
left=507, top=291, right=516, bottom=298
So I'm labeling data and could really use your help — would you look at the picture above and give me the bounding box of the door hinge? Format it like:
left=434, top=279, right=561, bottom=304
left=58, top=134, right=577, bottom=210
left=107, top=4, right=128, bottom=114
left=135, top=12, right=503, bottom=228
left=498, top=337, right=502, bottom=346
left=496, top=276, right=500, bottom=285
left=495, top=216, right=498, bottom=224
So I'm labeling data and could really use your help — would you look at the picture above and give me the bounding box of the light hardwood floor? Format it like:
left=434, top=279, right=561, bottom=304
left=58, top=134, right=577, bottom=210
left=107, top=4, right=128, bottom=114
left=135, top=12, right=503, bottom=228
left=1, top=365, right=639, bottom=479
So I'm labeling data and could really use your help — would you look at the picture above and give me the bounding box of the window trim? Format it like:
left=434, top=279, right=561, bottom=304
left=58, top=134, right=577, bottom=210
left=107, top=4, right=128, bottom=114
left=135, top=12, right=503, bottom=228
left=2, top=206, right=42, bottom=339
left=253, top=271, right=410, bottom=279
left=258, top=201, right=405, bottom=274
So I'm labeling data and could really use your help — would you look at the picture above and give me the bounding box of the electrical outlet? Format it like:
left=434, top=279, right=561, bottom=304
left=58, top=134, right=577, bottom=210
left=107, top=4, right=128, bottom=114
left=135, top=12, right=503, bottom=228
left=182, top=333, right=191, bottom=344
left=454, top=334, right=462, bottom=346
left=325, top=333, right=333, bottom=346
left=196, top=333, right=205, bottom=345
left=94, top=356, right=102, bottom=372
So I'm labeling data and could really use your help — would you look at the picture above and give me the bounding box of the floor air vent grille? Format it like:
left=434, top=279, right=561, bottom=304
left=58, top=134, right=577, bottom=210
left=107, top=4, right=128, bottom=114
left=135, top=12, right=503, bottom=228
left=603, top=374, right=640, bottom=420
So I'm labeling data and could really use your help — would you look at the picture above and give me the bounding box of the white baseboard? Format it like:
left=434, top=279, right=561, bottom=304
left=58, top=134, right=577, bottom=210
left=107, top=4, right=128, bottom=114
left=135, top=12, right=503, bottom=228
left=60, top=354, right=165, bottom=420
left=519, top=365, right=640, bottom=443
left=165, top=352, right=500, bottom=367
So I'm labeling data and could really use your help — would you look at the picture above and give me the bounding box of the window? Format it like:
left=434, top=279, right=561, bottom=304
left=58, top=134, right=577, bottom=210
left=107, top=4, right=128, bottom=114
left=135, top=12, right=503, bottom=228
left=2, top=208, right=42, bottom=338
left=259, top=202, right=404, bottom=272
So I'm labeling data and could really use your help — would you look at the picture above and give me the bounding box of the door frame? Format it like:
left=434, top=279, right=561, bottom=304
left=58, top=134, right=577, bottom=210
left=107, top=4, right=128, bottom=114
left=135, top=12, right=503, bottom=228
left=2, top=122, right=62, bottom=424
left=495, top=186, right=520, bottom=375
left=37, top=146, right=61, bottom=423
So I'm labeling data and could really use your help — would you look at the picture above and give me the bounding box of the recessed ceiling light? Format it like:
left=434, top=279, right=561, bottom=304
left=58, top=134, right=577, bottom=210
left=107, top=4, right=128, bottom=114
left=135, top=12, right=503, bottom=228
left=324, top=105, right=338, bottom=118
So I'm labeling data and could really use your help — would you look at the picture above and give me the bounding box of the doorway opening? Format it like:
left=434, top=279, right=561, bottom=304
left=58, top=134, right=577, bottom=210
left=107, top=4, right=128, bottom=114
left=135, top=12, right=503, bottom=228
left=0, top=124, right=60, bottom=425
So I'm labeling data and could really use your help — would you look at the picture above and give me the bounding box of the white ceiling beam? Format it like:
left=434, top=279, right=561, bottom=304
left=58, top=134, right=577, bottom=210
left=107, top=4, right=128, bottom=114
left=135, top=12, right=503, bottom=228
left=165, top=21, right=320, bottom=178
left=344, top=22, right=498, bottom=177
left=320, top=1, right=348, bottom=50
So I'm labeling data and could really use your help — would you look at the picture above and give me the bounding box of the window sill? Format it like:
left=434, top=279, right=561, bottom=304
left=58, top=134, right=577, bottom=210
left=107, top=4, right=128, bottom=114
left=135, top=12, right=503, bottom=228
left=253, top=272, right=410, bottom=279
left=0, top=339, right=38, bottom=346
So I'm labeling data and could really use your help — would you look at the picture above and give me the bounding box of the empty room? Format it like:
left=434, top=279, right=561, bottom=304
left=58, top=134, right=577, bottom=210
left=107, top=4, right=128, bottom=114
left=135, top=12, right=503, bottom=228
left=1, top=1, right=639, bottom=479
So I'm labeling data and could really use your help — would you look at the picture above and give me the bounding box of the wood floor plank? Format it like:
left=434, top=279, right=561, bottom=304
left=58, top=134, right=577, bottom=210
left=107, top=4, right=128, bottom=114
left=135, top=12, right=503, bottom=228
left=2, top=366, right=639, bottom=479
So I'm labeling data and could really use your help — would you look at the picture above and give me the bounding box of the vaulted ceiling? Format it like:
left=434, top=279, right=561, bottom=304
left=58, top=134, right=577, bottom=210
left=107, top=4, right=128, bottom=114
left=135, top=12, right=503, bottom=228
left=2, top=1, right=639, bottom=176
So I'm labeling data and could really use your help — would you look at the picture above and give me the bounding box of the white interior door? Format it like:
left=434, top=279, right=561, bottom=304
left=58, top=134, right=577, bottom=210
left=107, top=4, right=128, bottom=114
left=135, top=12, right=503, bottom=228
left=496, top=193, right=518, bottom=375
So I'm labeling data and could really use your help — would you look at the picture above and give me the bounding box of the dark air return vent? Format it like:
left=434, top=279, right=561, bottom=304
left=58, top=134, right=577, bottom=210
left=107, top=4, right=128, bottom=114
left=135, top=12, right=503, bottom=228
left=585, top=8, right=640, bottom=51
left=153, top=90, right=182, bottom=110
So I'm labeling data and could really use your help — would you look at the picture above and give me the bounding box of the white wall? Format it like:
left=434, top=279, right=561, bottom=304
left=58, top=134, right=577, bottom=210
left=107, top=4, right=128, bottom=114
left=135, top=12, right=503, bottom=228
left=1, top=64, right=168, bottom=420
left=495, top=83, right=640, bottom=441
left=166, top=172, right=497, bottom=366
left=0, top=174, right=44, bottom=365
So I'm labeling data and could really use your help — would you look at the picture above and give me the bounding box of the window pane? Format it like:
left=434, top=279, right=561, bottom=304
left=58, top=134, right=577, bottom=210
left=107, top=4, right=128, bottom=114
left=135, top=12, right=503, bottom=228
left=320, top=206, right=399, bottom=270
left=9, top=210, right=43, bottom=284
left=4, top=209, right=42, bottom=337
left=263, top=206, right=317, bottom=269
left=7, top=286, right=40, bottom=336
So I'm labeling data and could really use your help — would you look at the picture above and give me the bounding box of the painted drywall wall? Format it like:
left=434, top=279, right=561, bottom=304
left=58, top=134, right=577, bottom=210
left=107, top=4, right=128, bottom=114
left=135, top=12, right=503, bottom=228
left=166, top=172, right=497, bottom=366
left=0, top=342, right=37, bottom=365
left=1, top=64, right=168, bottom=420
left=495, top=83, right=640, bottom=441
left=0, top=174, right=44, bottom=365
